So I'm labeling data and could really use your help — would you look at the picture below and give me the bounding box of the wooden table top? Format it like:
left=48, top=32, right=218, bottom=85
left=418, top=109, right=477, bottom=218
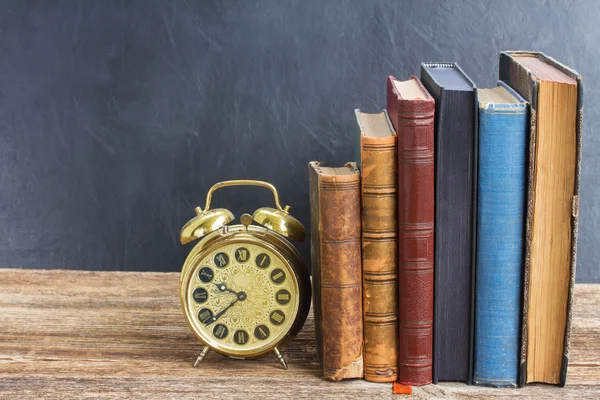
left=0, top=269, right=598, bottom=399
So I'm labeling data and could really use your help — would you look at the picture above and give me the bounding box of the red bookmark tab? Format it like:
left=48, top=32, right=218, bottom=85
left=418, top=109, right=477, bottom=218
left=392, top=382, right=413, bottom=395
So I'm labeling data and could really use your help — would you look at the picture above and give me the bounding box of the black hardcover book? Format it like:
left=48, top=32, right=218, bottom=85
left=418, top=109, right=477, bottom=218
left=420, top=63, right=477, bottom=384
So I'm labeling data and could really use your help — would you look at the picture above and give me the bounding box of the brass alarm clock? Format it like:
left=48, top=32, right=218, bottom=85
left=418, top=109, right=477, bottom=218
left=179, top=180, right=311, bottom=369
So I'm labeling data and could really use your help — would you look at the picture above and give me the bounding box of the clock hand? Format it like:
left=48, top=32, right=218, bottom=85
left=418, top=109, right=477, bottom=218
left=205, top=290, right=247, bottom=326
left=213, top=282, right=239, bottom=295
left=206, top=298, right=239, bottom=326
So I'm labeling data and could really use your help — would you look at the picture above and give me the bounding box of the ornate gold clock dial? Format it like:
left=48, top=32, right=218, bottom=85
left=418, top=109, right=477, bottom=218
left=183, top=240, right=299, bottom=357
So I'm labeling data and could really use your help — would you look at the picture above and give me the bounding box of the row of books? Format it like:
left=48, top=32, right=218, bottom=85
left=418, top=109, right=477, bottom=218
left=308, top=51, right=582, bottom=388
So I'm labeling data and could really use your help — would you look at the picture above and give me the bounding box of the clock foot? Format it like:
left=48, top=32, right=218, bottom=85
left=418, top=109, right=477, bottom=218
left=193, top=346, right=210, bottom=367
left=273, top=347, right=288, bottom=370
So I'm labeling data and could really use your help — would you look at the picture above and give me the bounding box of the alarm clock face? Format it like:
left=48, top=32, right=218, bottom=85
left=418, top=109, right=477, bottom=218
left=182, top=240, right=299, bottom=357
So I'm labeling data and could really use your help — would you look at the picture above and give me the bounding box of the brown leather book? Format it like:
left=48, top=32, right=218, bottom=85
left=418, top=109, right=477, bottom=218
left=499, top=51, right=582, bottom=387
left=387, top=76, right=435, bottom=385
left=355, top=109, right=398, bottom=382
left=308, top=161, right=363, bottom=381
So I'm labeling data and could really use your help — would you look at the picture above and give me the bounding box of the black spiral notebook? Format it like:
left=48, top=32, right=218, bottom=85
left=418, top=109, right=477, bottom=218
left=420, top=63, right=477, bottom=384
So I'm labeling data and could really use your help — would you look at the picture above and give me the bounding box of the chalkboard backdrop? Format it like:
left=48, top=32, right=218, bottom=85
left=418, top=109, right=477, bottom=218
left=1, top=0, right=598, bottom=282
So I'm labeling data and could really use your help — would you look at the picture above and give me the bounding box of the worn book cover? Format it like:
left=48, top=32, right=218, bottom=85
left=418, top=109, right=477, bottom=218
left=420, top=63, right=477, bottom=384
left=473, top=82, right=528, bottom=387
left=308, top=161, right=364, bottom=381
left=499, top=51, right=582, bottom=387
left=355, top=109, right=398, bottom=382
left=386, top=76, right=435, bottom=386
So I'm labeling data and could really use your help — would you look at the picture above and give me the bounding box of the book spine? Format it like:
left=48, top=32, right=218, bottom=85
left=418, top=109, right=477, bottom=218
left=499, top=53, right=536, bottom=386
left=500, top=52, right=582, bottom=387
left=309, top=162, right=364, bottom=381
left=438, top=89, right=476, bottom=383
left=360, top=132, right=398, bottom=383
left=418, top=67, right=442, bottom=384
left=308, top=163, right=324, bottom=363
left=473, top=102, right=527, bottom=387
left=421, top=65, right=476, bottom=382
left=389, top=85, right=435, bottom=386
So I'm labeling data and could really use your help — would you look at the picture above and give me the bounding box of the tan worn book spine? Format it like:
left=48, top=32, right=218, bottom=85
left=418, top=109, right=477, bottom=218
left=308, top=161, right=364, bottom=381
left=356, top=111, right=398, bottom=382
left=499, top=51, right=582, bottom=387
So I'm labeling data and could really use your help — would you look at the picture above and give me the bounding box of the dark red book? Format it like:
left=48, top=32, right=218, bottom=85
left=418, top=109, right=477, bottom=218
left=387, top=75, right=435, bottom=386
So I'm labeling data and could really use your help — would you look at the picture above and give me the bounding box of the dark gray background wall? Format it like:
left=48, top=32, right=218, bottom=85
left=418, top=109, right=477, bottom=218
left=0, top=0, right=598, bottom=282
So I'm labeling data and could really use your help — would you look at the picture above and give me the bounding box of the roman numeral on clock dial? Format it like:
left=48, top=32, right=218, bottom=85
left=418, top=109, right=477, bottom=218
left=275, top=289, right=291, bottom=305
left=198, top=267, right=214, bottom=283
left=234, top=330, right=249, bottom=345
left=192, top=287, right=208, bottom=303
left=234, top=247, right=249, bottom=262
left=214, top=252, right=229, bottom=268
left=254, top=325, right=270, bottom=340
left=270, top=268, right=286, bottom=284
left=197, top=308, right=213, bottom=324
left=270, top=310, right=286, bottom=326
left=255, top=253, right=271, bottom=269
left=213, top=323, right=229, bottom=339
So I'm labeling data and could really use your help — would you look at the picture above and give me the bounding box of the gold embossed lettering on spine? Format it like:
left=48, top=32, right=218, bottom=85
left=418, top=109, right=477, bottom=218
left=179, top=180, right=311, bottom=369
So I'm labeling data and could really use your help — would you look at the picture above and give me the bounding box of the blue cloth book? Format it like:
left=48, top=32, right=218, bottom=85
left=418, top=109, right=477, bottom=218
left=473, top=82, right=527, bottom=387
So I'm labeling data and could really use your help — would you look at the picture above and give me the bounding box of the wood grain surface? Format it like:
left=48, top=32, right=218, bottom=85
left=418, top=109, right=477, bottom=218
left=0, top=269, right=597, bottom=399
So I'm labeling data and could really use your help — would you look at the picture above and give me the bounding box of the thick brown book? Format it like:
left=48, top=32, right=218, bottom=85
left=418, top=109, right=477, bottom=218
left=499, top=51, right=583, bottom=386
left=387, top=76, right=435, bottom=386
left=355, top=109, right=398, bottom=382
left=308, top=161, right=363, bottom=381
